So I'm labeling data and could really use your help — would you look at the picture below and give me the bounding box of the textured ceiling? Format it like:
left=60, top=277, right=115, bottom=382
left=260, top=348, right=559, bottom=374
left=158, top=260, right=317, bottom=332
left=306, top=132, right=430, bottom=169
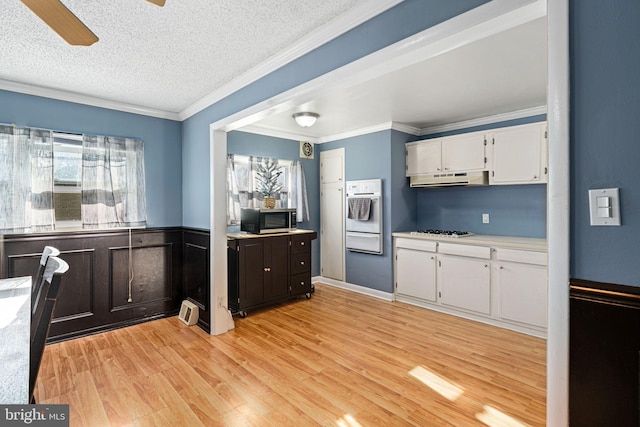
left=0, top=0, right=367, bottom=113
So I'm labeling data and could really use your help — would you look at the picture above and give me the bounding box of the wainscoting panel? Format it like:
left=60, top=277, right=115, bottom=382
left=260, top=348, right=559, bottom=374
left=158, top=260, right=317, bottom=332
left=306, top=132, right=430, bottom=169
left=183, top=229, right=210, bottom=331
left=110, top=243, right=174, bottom=311
left=570, top=278, right=640, bottom=426
left=0, top=228, right=185, bottom=342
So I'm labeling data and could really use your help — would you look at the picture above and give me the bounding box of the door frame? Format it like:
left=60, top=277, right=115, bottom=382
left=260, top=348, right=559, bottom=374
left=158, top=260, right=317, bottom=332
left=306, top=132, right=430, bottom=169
left=319, top=147, right=346, bottom=281
left=209, top=1, right=569, bottom=424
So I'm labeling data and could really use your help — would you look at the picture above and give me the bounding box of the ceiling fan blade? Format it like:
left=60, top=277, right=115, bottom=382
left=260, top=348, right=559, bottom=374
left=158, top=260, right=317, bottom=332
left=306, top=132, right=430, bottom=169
left=21, top=0, right=98, bottom=46
left=146, top=0, right=166, bottom=6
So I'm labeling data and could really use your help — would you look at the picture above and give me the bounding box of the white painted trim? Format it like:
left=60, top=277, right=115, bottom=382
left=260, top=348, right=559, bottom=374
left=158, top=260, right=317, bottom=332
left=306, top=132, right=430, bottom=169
left=395, top=294, right=546, bottom=339
left=312, top=276, right=394, bottom=301
left=239, top=125, right=320, bottom=144
left=209, top=129, right=235, bottom=335
left=419, top=105, right=547, bottom=136
left=546, top=0, right=570, bottom=425
left=209, top=0, right=546, bottom=134
left=179, top=0, right=403, bottom=120
left=0, top=79, right=181, bottom=121
left=318, top=122, right=421, bottom=143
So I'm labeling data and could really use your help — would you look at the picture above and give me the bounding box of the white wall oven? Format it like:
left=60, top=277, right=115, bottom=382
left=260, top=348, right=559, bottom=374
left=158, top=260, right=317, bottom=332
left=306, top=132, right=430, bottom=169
left=345, top=179, right=382, bottom=254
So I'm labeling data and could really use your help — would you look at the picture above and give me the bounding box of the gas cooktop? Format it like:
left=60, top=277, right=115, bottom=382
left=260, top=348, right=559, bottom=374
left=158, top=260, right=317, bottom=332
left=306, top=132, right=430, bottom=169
left=410, top=229, right=475, bottom=238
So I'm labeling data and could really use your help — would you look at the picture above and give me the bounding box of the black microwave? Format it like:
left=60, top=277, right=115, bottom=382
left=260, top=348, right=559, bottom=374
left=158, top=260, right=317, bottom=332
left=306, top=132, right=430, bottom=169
left=241, top=208, right=297, bottom=234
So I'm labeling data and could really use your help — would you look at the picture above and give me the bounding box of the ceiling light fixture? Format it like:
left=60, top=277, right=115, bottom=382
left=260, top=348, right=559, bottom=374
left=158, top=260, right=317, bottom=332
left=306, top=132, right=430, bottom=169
left=293, top=112, right=319, bottom=128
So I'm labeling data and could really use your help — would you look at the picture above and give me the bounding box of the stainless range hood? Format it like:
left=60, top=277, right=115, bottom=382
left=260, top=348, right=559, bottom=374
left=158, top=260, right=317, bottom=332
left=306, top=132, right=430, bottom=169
left=409, top=171, right=488, bottom=188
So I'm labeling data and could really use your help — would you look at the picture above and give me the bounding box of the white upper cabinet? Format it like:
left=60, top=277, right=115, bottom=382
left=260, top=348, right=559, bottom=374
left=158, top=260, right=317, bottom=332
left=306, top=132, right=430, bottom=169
left=320, top=150, right=344, bottom=184
left=405, top=131, right=486, bottom=177
left=441, top=131, right=487, bottom=172
left=489, top=122, right=547, bottom=185
left=405, top=140, right=441, bottom=176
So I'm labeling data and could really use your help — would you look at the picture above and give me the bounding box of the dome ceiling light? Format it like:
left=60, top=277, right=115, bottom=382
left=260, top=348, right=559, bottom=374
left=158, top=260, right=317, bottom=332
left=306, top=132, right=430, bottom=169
left=293, top=112, right=319, bottom=128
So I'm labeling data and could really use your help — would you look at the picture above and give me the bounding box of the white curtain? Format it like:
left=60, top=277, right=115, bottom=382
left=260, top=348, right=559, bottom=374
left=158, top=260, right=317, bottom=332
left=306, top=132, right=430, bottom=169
left=0, top=125, right=54, bottom=234
left=81, top=135, right=146, bottom=229
left=291, top=160, right=309, bottom=222
left=226, top=155, right=309, bottom=225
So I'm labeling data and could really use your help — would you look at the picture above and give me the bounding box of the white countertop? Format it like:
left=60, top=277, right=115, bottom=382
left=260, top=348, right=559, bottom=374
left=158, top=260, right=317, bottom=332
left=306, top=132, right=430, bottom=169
left=392, top=232, right=546, bottom=251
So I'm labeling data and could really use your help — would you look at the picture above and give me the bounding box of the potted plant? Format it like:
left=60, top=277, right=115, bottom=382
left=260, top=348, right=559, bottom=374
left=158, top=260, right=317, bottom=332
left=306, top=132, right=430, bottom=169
left=256, top=159, right=283, bottom=208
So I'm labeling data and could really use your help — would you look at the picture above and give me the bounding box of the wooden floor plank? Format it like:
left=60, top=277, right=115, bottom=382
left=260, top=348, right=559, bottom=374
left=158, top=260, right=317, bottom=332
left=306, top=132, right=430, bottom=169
left=36, top=283, right=546, bottom=426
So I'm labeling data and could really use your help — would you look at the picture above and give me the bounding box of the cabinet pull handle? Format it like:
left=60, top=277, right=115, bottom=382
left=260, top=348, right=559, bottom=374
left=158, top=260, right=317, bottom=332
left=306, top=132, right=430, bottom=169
left=264, top=267, right=271, bottom=272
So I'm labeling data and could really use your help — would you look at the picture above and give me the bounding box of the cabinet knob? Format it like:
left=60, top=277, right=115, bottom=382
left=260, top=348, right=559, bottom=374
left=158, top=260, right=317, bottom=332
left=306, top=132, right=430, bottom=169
left=300, top=261, right=305, bottom=265
left=264, top=267, right=271, bottom=272
left=500, top=266, right=504, bottom=270
left=301, top=242, right=305, bottom=246
left=484, top=264, right=488, bottom=268
left=300, top=281, right=305, bottom=285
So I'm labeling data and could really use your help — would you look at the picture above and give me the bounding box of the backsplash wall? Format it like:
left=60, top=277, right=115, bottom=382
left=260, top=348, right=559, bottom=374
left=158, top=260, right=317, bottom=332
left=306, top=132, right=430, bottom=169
left=414, top=115, right=547, bottom=238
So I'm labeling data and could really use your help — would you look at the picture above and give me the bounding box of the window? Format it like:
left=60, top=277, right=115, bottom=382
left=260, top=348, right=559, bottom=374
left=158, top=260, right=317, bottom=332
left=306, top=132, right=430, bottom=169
left=233, top=155, right=292, bottom=211
left=53, top=132, right=82, bottom=229
left=227, top=154, right=309, bottom=226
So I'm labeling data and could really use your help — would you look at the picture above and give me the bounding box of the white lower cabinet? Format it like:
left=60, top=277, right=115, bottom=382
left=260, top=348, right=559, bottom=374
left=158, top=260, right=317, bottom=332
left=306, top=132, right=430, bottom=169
left=439, top=255, right=491, bottom=315
left=396, top=247, right=437, bottom=302
left=393, top=235, right=547, bottom=337
left=495, top=249, right=547, bottom=328
left=395, top=238, right=437, bottom=302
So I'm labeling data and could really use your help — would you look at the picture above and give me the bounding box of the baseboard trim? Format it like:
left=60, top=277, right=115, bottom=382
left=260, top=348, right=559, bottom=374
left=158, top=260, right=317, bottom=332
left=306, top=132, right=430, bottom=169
left=312, top=276, right=394, bottom=301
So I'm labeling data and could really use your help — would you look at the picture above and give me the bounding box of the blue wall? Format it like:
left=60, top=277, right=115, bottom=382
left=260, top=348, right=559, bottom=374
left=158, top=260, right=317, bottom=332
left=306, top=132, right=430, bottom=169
left=0, top=90, right=183, bottom=227
left=181, top=0, right=490, bottom=230
left=227, top=131, right=321, bottom=276
left=320, top=129, right=414, bottom=293
left=570, top=0, right=640, bottom=286
left=413, top=116, right=548, bottom=238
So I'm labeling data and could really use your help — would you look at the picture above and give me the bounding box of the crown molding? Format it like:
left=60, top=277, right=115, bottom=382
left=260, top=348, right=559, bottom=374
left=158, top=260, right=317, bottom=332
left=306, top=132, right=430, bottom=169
left=0, top=79, right=181, bottom=121
left=418, top=105, right=547, bottom=135
left=179, top=0, right=403, bottom=121
left=238, top=125, right=319, bottom=144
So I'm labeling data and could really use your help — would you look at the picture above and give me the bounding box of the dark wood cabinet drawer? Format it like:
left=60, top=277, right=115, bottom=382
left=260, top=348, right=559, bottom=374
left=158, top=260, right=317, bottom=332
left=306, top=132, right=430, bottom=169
left=291, top=235, right=311, bottom=254
left=290, top=273, right=312, bottom=295
left=291, top=252, right=311, bottom=275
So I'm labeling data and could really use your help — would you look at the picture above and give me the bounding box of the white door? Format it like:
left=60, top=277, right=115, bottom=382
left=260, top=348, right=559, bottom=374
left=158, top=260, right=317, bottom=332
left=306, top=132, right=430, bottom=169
left=497, top=262, right=547, bottom=328
left=439, top=255, right=491, bottom=314
left=490, top=122, right=547, bottom=185
left=441, top=131, right=487, bottom=172
left=320, top=149, right=344, bottom=184
left=405, top=140, right=442, bottom=176
left=320, top=148, right=345, bottom=280
left=396, top=248, right=437, bottom=301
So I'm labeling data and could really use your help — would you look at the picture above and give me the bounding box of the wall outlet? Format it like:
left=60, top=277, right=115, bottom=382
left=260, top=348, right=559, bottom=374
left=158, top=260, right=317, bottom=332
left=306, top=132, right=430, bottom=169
left=482, top=213, right=490, bottom=224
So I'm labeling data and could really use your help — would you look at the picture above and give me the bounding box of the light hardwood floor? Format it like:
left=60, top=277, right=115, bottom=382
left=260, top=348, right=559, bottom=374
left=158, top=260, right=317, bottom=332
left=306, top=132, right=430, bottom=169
left=35, top=283, right=546, bottom=426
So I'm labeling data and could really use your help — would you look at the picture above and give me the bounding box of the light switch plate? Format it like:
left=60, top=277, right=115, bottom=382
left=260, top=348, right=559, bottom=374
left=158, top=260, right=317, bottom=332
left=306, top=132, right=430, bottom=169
left=589, top=188, right=621, bottom=226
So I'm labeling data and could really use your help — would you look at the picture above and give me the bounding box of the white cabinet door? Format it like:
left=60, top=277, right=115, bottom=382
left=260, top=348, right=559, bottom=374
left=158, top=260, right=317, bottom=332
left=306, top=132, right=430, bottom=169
left=320, top=149, right=344, bottom=184
left=441, top=132, right=486, bottom=172
left=321, top=183, right=344, bottom=280
left=497, top=262, right=547, bottom=328
left=439, top=255, right=491, bottom=314
left=490, top=122, right=547, bottom=185
left=396, top=247, right=437, bottom=302
left=405, top=140, right=441, bottom=176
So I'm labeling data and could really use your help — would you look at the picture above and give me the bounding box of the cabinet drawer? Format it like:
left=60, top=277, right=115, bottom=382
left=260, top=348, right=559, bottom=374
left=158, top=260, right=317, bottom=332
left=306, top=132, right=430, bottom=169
left=291, top=252, right=311, bottom=275
left=438, top=243, right=490, bottom=259
left=290, top=273, right=312, bottom=295
left=291, top=235, right=311, bottom=254
left=495, top=248, right=547, bottom=266
left=395, top=238, right=437, bottom=252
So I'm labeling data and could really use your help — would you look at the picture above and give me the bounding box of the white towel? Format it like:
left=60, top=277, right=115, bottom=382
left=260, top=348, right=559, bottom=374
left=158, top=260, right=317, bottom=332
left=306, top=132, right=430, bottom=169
left=347, top=198, right=372, bottom=220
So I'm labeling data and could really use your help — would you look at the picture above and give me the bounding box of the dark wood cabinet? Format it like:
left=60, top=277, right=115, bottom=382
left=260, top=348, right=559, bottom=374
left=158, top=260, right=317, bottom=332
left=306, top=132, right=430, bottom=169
left=228, top=231, right=316, bottom=316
